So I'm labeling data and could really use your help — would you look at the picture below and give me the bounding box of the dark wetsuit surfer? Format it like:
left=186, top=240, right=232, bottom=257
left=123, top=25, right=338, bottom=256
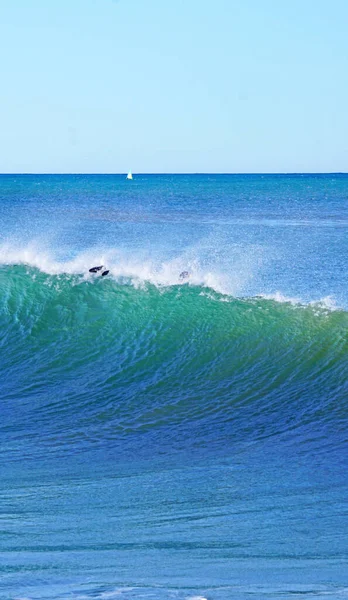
left=89, top=266, right=109, bottom=276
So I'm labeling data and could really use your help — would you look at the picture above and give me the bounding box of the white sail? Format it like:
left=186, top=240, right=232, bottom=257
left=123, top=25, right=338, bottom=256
left=126, top=171, right=133, bottom=180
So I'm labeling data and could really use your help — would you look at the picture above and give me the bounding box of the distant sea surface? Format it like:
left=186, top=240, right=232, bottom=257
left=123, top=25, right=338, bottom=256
left=0, top=174, right=347, bottom=600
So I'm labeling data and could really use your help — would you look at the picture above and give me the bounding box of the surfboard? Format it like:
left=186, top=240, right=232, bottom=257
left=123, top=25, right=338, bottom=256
left=89, top=266, right=103, bottom=273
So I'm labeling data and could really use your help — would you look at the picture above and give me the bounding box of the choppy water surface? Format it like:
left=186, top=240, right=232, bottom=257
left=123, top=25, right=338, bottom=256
left=0, top=175, right=347, bottom=600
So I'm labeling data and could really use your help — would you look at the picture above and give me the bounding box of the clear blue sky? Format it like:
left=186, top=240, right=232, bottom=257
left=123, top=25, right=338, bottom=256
left=0, top=0, right=347, bottom=173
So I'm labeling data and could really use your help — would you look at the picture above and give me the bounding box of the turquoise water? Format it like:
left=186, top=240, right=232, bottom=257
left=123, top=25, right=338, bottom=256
left=0, top=175, right=347, bottom=600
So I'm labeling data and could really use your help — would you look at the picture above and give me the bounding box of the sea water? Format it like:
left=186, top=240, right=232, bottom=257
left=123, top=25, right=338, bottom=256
left=0, top=174, right=347, bottom=600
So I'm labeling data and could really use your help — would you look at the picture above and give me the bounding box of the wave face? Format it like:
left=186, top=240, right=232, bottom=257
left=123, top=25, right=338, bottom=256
left=0, top=175, right=347, bottom=600
left=1, top=265, right=346, bottom=464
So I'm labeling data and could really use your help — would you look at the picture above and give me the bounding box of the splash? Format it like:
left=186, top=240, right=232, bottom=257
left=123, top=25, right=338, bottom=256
left=0, top=240, right=342, bottom=310
left=0, top=241, right=240, bottom=295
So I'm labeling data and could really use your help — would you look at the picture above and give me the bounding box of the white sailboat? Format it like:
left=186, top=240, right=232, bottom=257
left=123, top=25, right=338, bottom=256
left=126, top=170, right=133, bottom=180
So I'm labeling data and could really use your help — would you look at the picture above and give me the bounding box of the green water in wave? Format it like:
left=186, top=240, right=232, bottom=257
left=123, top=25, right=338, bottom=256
left=1, top=266, right=346, bottom=465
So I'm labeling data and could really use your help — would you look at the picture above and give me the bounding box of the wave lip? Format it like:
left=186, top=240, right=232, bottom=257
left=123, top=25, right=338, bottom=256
left=258, top=291, right=341, bottom=312
left=0, top=242, right=345, bottom=310
left=0, top=242, right=233, bottom=293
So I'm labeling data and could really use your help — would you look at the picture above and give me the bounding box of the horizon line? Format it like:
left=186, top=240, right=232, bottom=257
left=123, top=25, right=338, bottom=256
left=0, top=171, right=347, bottom=176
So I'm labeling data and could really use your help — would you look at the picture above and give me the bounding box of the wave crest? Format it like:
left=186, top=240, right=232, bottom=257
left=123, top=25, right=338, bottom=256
left=0, top=242, right=343, bottom=310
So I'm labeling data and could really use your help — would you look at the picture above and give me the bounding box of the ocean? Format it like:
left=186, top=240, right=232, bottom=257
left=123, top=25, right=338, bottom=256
left=0, top=174, right=347, bottom=600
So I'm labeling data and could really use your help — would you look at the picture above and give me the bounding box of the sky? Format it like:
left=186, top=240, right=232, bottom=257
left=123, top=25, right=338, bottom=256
left=0, top=0, right=347, bottom=173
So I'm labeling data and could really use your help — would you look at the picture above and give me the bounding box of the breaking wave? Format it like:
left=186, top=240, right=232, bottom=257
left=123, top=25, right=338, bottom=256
left=0, top=262, right=346, bottom=464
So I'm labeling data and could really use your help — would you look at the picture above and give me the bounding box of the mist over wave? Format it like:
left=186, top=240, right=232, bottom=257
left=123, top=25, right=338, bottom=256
left=0, top=240, right=342, bottom=310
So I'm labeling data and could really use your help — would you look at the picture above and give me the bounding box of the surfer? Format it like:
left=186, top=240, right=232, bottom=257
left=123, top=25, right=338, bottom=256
left=89, top=266, right=109, bottom=277
left=179, top=271, right=190, bottom=280
left=89, top=265, right=103, bottom=273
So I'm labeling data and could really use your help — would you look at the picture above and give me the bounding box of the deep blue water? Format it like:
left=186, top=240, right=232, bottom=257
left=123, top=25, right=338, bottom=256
left=0, top=174, right=347, bottom=600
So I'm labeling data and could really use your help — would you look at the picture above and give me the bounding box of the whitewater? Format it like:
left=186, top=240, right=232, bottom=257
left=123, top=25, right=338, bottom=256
left=0, top=174, right=347, bottom=600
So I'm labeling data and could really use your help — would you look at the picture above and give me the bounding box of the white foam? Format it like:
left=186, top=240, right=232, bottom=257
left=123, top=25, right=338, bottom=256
left=0, top=241, right=343, bottom=311
left=259, top=291, right=340, bottom=311
left=0, top=241, right=231, bottom=294
left=259, top=291, right=303, bottom=305
left=309, top=295, right=339, bottom=311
